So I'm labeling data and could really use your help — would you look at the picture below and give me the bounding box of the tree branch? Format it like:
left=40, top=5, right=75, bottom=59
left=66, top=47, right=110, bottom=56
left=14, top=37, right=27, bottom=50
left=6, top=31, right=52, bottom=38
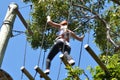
left=73, top=4, right=120, bottom=50
left=106, top=23, right=119, bottom=48
left=72, top=4, right=102, bottom=21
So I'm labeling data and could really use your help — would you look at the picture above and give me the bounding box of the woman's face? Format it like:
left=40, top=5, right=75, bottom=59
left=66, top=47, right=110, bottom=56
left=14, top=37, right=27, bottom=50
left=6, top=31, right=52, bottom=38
left=61, top=25, right=67, bottom=29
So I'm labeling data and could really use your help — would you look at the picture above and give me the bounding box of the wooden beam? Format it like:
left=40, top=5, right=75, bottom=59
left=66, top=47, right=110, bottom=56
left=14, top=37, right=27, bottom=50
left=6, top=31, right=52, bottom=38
left=21, top=66, right=34, bottom=80
left=15, top=9, right=33, bottom=35
left=34, top=65, right=51, bottom=80
left=84, top=44, right=109, bottom=74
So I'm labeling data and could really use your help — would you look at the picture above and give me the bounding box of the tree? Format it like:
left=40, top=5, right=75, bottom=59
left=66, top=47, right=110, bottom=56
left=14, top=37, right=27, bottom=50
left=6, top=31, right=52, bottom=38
left=23, top=0, right=120, bottom=79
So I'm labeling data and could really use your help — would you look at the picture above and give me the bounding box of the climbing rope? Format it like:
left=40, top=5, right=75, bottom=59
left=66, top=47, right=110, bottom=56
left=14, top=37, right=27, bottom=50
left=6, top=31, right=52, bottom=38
left=87, top=27, right=91, bottom=44
left=41, top=51, right=46, bottom=70
left=34, top=2, right=52, bottom=79
left=19, top=4, right=35, bottom=80
left=12, top=30, right=25, bottom=37
left=37, top=22, right=47, bottom=66
left=37, top=1, right=53, bottom=67
left=20, top=39, right=28, bottom=80
left=78, top=40, right=83, bottom=67
left=21, top=4, right=32, bottom=68
left=19, top=4, right=32, bottom=10
left=56, top=1, right=73, bottom=80
left=78, top=27, right=91, bottom=79
left=56, top=61, right=62, bottom=80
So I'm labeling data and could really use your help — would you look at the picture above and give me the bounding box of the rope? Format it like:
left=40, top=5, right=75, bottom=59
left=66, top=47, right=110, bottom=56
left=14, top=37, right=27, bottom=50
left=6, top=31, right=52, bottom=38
left=83, top=71, right=90, bottom=80
left=57, top=61, right=62, bottom=80
left=37, top=22, right=48, bottom=66
left=87, top=27, right=90, bottom=44
left=56, top=40, right=65, bottom=80
left=37, top=1, right=53, bottom=66
left=19, top=5, right=35, bottom=80
left=78, top=40, right=83, bottom=67
left=23, top=40, right=28, bottom=67
left=12, top=30, right=25, bottom=37
left=22, top=4, right=32, bottom=67
left=56, top=1, right=73, bottom=79
left=42, top=51, right=46, bottom=69
left=34, top=3, right=51, bottom=79
left=19, top=4, right=32, bottom=10
left=20, top=39, right=28, bottom=80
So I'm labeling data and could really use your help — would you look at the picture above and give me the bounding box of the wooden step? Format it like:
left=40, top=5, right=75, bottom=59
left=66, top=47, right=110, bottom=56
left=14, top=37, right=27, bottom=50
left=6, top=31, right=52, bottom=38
left=84, top=44, right=109, bottom=74
left=34, top=65, right=51, bottom=80
left=21, top=66, right=34, bottom=80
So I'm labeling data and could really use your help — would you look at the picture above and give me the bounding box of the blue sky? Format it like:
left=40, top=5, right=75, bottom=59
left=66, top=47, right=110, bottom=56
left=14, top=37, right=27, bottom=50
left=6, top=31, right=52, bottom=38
left=0, top=0, right=101, bottom=80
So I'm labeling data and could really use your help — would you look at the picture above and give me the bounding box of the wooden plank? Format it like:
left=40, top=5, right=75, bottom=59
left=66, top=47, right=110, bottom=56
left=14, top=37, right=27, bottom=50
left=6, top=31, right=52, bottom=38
left=34, top=65, right=51, bottom=80
left=21, top=66, right=34, bottom=80
left=84, top=44, right=109, bottom=74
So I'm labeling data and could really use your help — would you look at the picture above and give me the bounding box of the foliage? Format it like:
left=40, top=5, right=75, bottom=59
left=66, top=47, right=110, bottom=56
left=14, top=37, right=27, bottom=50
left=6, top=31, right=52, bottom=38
left=64, top=66, right=84, bottom=80
left=94, top=5, right=120, bottom=53
left=26, top=0, right=105, bottom=49
left=89, top=54, right=120, bottom=80
left=27, top=0, right=73, bottom=49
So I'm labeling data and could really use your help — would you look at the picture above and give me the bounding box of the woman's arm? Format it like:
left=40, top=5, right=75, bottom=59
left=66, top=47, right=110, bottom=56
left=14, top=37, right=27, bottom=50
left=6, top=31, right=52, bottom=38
left=69, top=30, right=84, bottom=41
left=47, top=21, right=61, bottom=28
left=47, top=16, right=61, bottom=28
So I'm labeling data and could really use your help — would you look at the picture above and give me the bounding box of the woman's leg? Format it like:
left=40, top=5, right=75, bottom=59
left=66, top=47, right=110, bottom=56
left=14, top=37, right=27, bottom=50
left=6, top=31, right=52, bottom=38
left=63, top=45, right=75, bottom=65
left=63, top=45, right=72, bottom=61
left=58, top=42, right=72, bottom=61
left=46, top=44, right=59, bottom=70
left=45, top=41, right=63, bottom=74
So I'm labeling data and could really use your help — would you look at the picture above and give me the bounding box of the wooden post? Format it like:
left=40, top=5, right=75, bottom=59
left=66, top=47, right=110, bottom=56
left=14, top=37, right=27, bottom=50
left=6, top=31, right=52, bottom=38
left=21, top=66, right=34, bottom=80
left=34, top=65, right=51, bottom=80
left=0, top=2, right=18, bottom=67
left=84, top=44, right=109, bottom=74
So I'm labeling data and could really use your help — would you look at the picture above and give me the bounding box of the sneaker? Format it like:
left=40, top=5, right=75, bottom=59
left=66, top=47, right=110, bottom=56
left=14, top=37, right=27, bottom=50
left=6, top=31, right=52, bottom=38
left=44, top=69, right=50, bottom=75
left=68, top=59, right=75, bottom=66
